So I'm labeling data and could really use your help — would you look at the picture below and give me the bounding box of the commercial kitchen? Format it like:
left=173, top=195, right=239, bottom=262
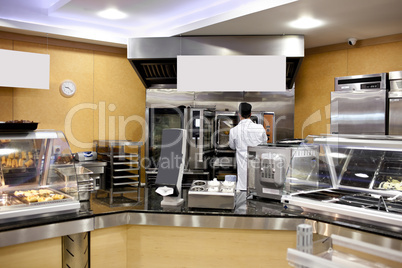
left=1, top=0, right=402, bottom=267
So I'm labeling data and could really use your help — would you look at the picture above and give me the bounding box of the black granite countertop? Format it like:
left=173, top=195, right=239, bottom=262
left=1, top=187, right=402, bottom=241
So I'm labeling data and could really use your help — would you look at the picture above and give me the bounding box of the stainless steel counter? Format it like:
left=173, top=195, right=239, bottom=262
left=1, top=188, right=402, bottom=250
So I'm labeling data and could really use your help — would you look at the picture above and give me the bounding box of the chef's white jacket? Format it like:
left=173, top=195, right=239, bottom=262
left=229, top=119, right=267, bottom=191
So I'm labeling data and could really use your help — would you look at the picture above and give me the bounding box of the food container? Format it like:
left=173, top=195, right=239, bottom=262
left=188, top=180, right=235, bottom=210
left=55, top=166, right=93, bottom=201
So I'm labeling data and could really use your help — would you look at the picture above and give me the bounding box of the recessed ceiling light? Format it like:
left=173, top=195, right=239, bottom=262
left=289, top=17, right=323, bottom=29
left=98, top=8, right=127, bottom=20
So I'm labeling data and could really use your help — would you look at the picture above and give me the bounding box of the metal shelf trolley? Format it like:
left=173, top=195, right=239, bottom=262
left=94, top=140, right=142, bottom=206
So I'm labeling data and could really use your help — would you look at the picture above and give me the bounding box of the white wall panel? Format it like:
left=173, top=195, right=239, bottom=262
left=0, top=49, right=49, bottom=90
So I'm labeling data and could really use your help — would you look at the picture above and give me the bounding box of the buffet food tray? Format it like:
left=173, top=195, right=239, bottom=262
left=188, top=180, right=235, bottom=210
left=282, top=188, right=402, bottom=229
left=4, top=188, right=74, bottom=206
left=0, top=188, right=79, bottom=221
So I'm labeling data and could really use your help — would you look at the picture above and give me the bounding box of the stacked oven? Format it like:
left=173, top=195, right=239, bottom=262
left=145, top=89, right=295, bottom=185
left=212, top=111, right=265, bottom=179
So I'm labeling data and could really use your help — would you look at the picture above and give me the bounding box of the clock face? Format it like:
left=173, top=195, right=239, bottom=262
left=60, top=80, right=76, bottom=97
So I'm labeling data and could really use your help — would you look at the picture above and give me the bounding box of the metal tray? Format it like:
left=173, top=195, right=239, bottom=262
left=13, top=188, right=74, bottom=205
left=0, top=122, right=38, bottom=132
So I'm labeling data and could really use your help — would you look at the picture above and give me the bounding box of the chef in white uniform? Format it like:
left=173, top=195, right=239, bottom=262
left=229, top=103, right=267, bottom=191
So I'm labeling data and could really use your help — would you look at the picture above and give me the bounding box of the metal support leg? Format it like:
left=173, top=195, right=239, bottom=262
left=62, top=232, right=90, bottom=268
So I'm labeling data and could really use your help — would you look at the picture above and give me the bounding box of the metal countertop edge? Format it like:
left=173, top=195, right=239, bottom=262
left=0, top=213, right=304, bottom=248
left=94, top=212, right=306, bottom=230
left=2, top=213, right=402, bottom=249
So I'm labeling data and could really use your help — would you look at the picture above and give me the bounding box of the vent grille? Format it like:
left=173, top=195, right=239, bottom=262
left=141, top=63, right=177, bottom=80
left=130, top=57, right=302, bottom=89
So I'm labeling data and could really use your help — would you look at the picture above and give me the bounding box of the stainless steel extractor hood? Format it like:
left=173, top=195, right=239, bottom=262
left=127, top=35, right=304, bottom=89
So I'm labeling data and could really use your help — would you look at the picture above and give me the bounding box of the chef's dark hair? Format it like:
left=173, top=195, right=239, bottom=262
left=239, top=102, right=252, bottom=118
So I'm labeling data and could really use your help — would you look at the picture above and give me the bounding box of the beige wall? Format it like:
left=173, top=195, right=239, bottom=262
left=3, top=31, right=402, bottom=147
left=0, top=237, right=61, bottom=267
left=294, top=35, right=402, bottom=139
left=91, top=225, right=296, bottom=268
left=0, top=32, right=146, bottom=153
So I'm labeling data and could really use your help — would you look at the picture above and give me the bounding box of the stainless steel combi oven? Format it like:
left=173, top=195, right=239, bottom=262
left=146, top=106, right=189, bottom=168
left=212, top=111, right=263, bottom=179
left=187, top=107, right=215, bottom=170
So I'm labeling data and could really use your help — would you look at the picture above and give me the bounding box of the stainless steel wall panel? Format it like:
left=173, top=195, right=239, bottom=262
left=128, top=36, right=304, bottom=59
left=181, top=36, right=304, bottom=57
left=146, top=88, right=194, bottom=107
left=127, top=38, right=181, bottom=59
left=389, top=93, right=402, bottom=135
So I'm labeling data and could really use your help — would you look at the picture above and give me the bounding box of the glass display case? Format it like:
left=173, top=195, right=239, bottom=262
left=282, top=135, right=402, bottom=230
left=0, top=130, right=80, bottom=222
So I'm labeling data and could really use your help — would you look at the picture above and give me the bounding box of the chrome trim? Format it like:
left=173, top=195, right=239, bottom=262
left=128, top=36, right=304, bottom=89
left=0, top=218, right=94, bottom=247
left=94, top=212, right=305, bottom=230
left=94, top=212, right=130, bottom=229
left=128, top=36, right=304, bottom=59
left=305, top=219, right=402, bottom=251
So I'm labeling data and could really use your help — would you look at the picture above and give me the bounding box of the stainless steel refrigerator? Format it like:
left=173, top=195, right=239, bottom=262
left=330, top=73, right=388, bottom=135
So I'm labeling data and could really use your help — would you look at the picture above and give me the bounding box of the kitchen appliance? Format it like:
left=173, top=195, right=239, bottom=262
left=146, top=106, right=188, bottom=168
left=187, top=107, right=215, bottom=170
left=146, top=89, right=295, bottom=183
left=0, top=130, right=80, bottom=221
left=388, top=71, right=402, bottom=135
left=389, top=70, right=402, bottom=91
left=247, top=142, right=313, bottom=200
left=155, top=129, right=186, bottom=206
left=74, top=151, right=97, bottom=161
left=128, top=35, right=304, bottom=90
left=212, top=111, right=265, bottom=179
left=282, top=135, right=402, bottom=231
left=263, top=112, right=275, bottom=143
left=330, top=73, right=388, bottom=135
left=188, top=179, right=235, bottom=210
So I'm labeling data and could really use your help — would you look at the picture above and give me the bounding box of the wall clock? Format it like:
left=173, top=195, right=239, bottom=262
left=60, top=80, right=76, bottom=97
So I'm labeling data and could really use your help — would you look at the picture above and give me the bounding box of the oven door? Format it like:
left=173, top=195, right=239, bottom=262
left=215, top=112, right=238, bottom=151
left=147, top=107, right=188, bottom=168
left=188, top=108, right=215, bottom=169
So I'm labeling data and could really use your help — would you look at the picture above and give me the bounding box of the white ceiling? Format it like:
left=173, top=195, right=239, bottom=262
left=0, top=0, right=401, bottom=49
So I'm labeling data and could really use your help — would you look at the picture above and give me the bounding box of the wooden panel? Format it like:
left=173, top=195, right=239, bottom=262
left=12, top=41, right=94, bottom=153
left=347, top=41, right=402, bottom=75
left=306, top=33, right=402, bottom=56
left=91, top=225, right=128, bottom=268
left=93, top=51, right=145, bottom=143
left=0, top=30, right=126, bottom=55
left=0, top=237, right=61, bottom=268
left=295, top=39, right=402, bottom=139
left=126, top=225, right=296, bottom=268
left=294, top=50, right=347, bottom=138
left=0, top=38, right=14, bottom=120
left=0, top=33, right=145, bottom=154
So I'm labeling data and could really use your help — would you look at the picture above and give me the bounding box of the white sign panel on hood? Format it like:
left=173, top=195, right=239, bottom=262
left=177, top=55, right=286, bottom=92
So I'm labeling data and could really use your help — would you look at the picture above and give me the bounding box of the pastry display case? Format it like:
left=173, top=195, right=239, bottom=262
left=0, top=130, right=80, bottom=222
left=282, top=135, right=402, bottom=230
